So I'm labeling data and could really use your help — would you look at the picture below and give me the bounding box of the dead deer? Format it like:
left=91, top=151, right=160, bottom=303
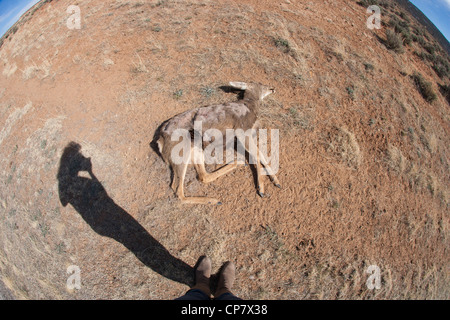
left=155, top=82, right=281, bottom=205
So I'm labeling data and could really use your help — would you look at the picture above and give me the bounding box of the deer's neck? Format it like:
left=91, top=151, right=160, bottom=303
left=242, top=97, right=260, bottom=115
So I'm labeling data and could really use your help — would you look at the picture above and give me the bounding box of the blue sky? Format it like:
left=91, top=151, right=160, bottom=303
left=0, top=0, right=449, bottom=41
left=410, top=0, right=450, bottom=42
left=0, top=0, right=40, bottom=38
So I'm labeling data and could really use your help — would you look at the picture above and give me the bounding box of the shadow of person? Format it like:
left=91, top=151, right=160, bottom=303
left=57, top=142, right=193, bottom=286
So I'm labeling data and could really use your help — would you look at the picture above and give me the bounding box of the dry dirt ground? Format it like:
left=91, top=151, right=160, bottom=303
left=0, top=0, right=448, bottom=299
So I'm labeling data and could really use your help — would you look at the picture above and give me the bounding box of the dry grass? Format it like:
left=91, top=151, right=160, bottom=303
left=386, top=143, right=407, bottom=174
left=385, top=143, right=447, bottom=205
left=130, top=52, right=148, bottom=74
left=324, top=126, right=362, bottom=169
left=2, top=61, right=17, bottom=77
left=412, top=72, right=437, bottom=103
left=386, top=29, right=404, bottom=53
left=22, top=59, right=51, bottom=80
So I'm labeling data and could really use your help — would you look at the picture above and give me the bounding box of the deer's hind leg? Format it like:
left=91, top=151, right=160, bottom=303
left=171, top=148, right=221, bottom=205
left=195, top=162, right=238, bottom=184
left=192, top=144, right=238, bottom=184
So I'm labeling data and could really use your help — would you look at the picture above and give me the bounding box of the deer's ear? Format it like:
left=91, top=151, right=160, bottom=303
left=229, top=81, right=247, bottom=90
left=261, top=89, right=273, bottom=99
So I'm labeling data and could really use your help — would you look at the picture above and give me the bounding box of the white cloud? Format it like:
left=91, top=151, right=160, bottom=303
left=438, top=0, right=450, bottom=9
left=422, top=0, right=450, bottom=9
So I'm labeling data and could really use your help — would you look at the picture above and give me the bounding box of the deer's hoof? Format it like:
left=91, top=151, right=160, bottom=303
left=275, top=183, right=282, bottom=188
left=258, top=191, right=266, bottom=198
left=208, top=199, right=222, bottom=205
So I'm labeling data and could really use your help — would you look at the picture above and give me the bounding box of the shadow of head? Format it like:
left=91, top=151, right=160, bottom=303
left=57, top=142, right=93, bottom=207
left=58, top=142, right=91, bottom=176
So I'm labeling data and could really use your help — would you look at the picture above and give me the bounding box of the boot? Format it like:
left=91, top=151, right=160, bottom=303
left=214, top=261, right=235, bottom=298
left=191, top=256, right=212, bottom=297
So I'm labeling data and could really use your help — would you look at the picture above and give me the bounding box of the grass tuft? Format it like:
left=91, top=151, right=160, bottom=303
left=412, top=72, right=437, bottom=103
left=385, top=29, right=404, bottom=53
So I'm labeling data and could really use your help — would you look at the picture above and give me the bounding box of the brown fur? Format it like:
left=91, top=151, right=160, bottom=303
left=156, top=82, right=281, bottom=204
